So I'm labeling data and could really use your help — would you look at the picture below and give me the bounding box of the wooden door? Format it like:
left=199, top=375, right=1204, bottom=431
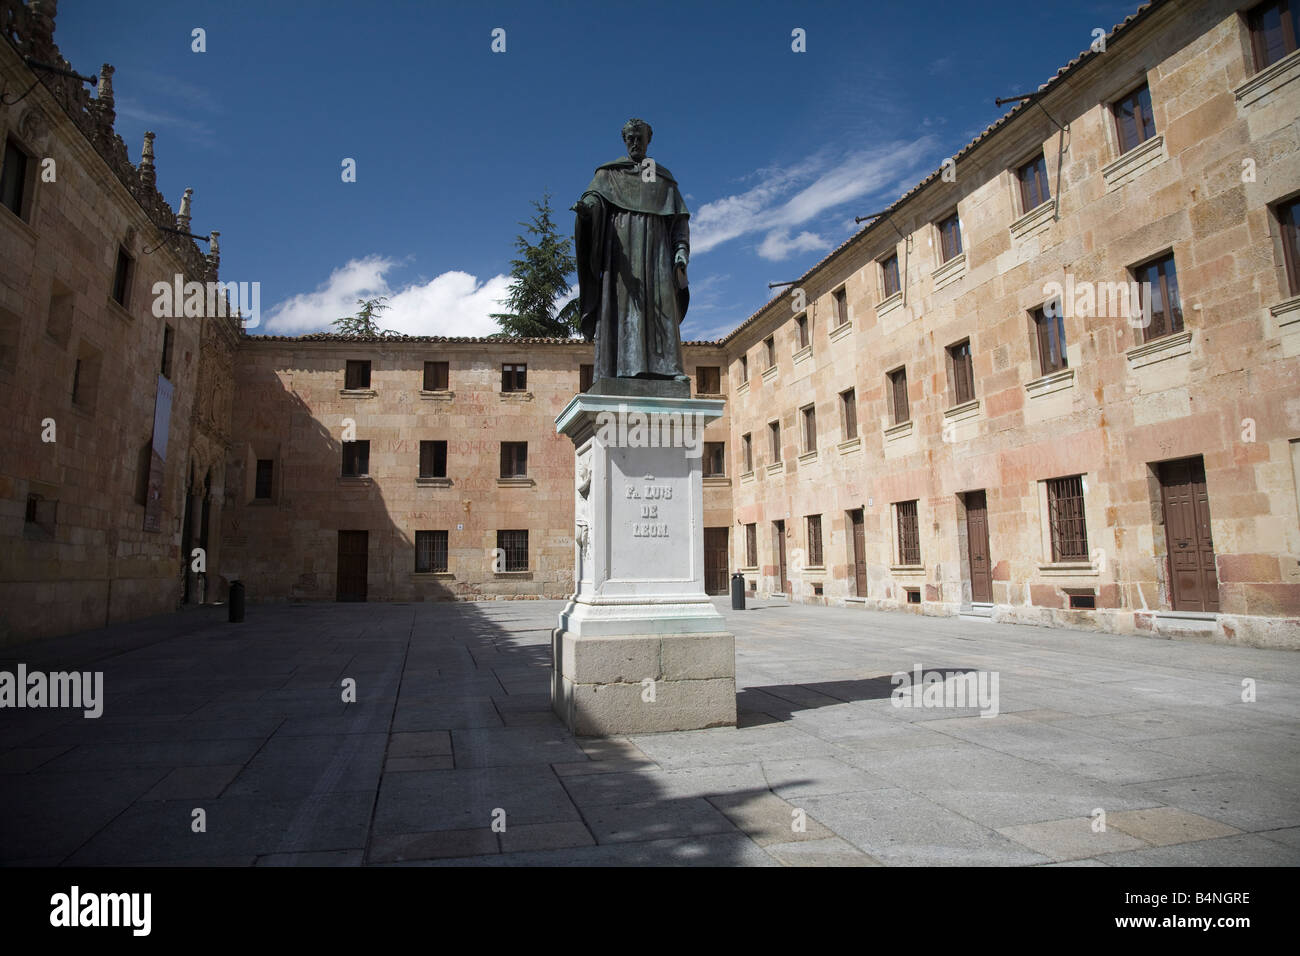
left=1159, top=458, right=1218, bottom=613
left=965, top=490, right=992, bottom=604
left=337, top=530, right=369, bottom=602
left=774, top=520, right=787, bottom=594
left=849, top=509, right=867, bottom=597
left=703, top=527, right=729, bottom=595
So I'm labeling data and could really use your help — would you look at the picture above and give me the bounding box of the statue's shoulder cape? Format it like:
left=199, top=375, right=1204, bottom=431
left=582, top=158, right=689, bottom=218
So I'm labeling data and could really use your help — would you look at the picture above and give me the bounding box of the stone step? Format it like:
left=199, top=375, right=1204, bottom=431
left=959, top=603, right=994, bottom=621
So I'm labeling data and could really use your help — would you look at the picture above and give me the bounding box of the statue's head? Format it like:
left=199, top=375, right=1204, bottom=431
left=622, top=118, right=652, bottom=164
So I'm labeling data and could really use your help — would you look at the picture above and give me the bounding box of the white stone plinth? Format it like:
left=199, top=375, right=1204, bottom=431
left=552, top=394, right=736, bottom=735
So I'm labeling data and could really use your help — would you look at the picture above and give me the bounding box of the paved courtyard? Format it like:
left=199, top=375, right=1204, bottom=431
left=2, top=598, right=1298, bottom=866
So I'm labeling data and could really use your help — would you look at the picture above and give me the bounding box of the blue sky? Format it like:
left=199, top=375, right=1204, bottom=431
left=56, top=0, right=1141, bottom=340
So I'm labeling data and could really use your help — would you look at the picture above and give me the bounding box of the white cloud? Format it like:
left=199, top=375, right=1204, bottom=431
left=757, top=230, right=831, bottom=261
left=690, top=137, right=938, bottom=260
left=263, top=256, right=512, bottom=337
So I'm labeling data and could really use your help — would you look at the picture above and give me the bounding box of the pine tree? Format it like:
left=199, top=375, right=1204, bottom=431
left=332, top=296, right=397, bottom=336
left=490, top=193, right=579, bottom=338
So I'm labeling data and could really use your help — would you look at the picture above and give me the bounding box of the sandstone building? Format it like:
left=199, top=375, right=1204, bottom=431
left=3, top=0, right=1299, bottom=650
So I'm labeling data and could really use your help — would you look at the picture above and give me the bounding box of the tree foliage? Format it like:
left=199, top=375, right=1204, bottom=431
left=490, top=193, right=579, bottom=338
left=332, top=296, right=397, bottom=336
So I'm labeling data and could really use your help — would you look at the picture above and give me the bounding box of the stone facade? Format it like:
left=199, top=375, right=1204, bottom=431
left=723, top=0, right=1300, bottom=648
left=0, top=0, right=237, bottom=645
left=223, top=338, right=732, bottom=603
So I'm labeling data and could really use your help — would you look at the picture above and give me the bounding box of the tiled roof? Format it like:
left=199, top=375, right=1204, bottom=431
left=717, top=0, right=1166, bottom=346
left=243, top=332, right=720, bottom=347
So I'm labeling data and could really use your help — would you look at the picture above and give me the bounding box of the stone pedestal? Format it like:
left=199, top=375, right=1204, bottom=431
left=552, top=393, right=736, bottom=735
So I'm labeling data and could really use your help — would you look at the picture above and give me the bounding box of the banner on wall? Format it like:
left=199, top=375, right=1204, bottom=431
left=143, top=374, right=173, bottom=533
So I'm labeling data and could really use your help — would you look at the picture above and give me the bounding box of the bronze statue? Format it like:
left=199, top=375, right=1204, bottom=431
left=574, top=119, right=691, bottom=388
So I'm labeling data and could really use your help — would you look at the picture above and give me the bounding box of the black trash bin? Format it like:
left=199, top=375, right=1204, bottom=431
left=730, top=572, right=746, bottom=610
left=228, top=580, right=245, bottom=623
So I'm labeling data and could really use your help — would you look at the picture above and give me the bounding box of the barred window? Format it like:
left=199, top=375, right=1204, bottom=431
left=745, top=523, right=757, bottom=567
left=896, top=500, right=920, bottom=566
left=423, top=361, right=448, bottom=391
left=497, top=530, right=528, bottom=572
left=420, top=440, right=447, bottom=478
left=807, top=514, right=823, bottom=567
left=415, top=530, right=448, bottom=573
left=888, top=367, right=909, bottom=424
left=1047, top=475, right=1090, bottom=561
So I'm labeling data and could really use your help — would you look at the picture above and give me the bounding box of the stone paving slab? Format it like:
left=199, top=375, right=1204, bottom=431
left=2, top=598, right=1298, bottom=866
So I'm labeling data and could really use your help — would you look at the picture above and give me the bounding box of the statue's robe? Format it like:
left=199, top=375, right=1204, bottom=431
left=574, top=158, right=690, bottom=380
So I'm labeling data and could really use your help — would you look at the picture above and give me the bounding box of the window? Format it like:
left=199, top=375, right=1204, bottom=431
left=742, top=433, right=753, bottom=473
left=423, top=360, right=448, bottom=391
left=111, top=247, right=133, bottom=307
left=1068, top=590, right=1097, bottom=610
left=420, top=440, right=447, bottom=478
left=764, top=336, right=776, bottom=369
left=905, top=587, right=921, bottom=604
left=739, top=354, right=749, bottom=382
left=840, top=387, right=857, bottom=439
left=501, top=363, right=527, bottom=392
left=1277, top=196, right=1300, bottom=296
left=579, top=363, right=594, bottom=392
left=1017, top=153, right=1051, bottom=212
left=497, top=530, right=528, bottom=572
left=342, top=440, right=370, bottom=477
left=254, top=459, right=274, bottom=499
left=1113, top=83, right=1156, bottom=154
left=1132, top=252, right=1183, bottom=342
left=947, top=340, right=975, bottom=405
left=795, top=314, right=809, bottom=349
left=344, top=359, right=371, bottom=390
left=696, top=365, right=720, bottom=394
left=1032, top=305, right=1068, bottom=375
left=1047, top=475, right=1089, bottom=561
left=937, top=212, right=962, bottom=263
left=71, top=342, right=101, bottom=411
left=1248, top=0, right=1300, bottom=71
left=833, top=287, right=848, bottom=327
left=801, top=404, right=817, bottom=452
left=888, top=367, right=909, bottom=424
left=415, top=530, right=448, bottom=573
left=881, top=253, right=900, bottom=299
left=1, top=137, right=30, bottom=219
left=24, top=493, right=56, bottom=537
left=704, top=441, right=725, bottom=477
left=769, top=421, right=781, bottom=462
left=807, top=514, right=823, bottom=566
left=500, top=441, right=527, bottom=478
left=160, top=324, right=175, bottom=380
left=896, top=500, right=920, bottom=565
left=745, top=523, right=757, bottom=567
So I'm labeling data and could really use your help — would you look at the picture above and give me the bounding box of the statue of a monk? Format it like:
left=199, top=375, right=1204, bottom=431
left=573, top=118, right=690, bottom=384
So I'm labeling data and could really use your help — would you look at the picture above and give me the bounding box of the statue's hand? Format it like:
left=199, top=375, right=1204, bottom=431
left=674, top=248, right=688, bottom=288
